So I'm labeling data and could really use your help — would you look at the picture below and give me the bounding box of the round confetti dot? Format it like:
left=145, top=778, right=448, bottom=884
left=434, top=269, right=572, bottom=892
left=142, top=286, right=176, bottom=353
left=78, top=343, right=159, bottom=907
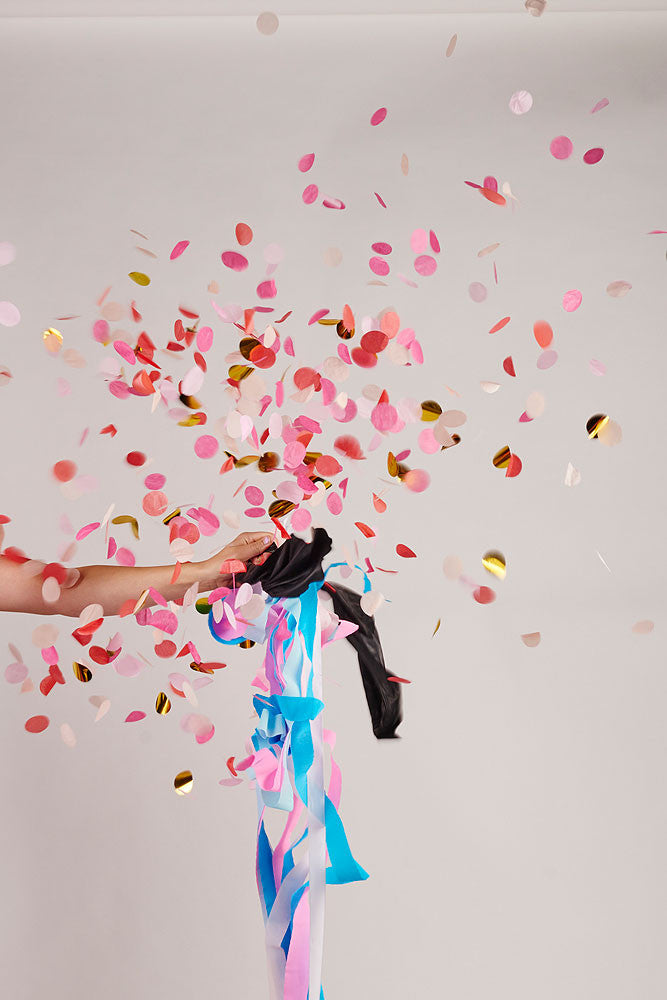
left=509, top=90, right=533, bottom=114
left=414, top=255, right=437, bottom=277
left=0, top=242, right=16, bottom=267
left=194, top=435, right=219, bottom=459
left=537, top=349, right=558, bottom=370
left=0, top=301, right=20, bottom=326
left=245, top=486, right=264, bottom=506
left=53, top=460, right=77, bottom=483
left=5, top=662, right=28, bottom=684
left=562, top=289, right=582, bottom=312
left=632, top=620, right=654, bottom=635
left=533, top=320, right=553, bottom=348
left=371, top=242, right=392, bottom=255
left=298, top=153, right=315, bottom=173
left=235, top=222, right=253, bottom=246
left=370, top=107, right=387, bottom=126
left=473, top=586, right=496, bottom=605
left=606, top=280, right=631, bottom=298
left=221, top=251, right=248, bottom=271
left=126, top=451, right=146, bottom=467
left=256, top=11, right=279, bottom=34
left=369, top=257, right=390, bottom=276
left=326, top=492, right=343, bottom=515
left=257, top=279, right=277, bottom=299
left=291, top=508, right=312, bottom=532
left=550, top=135, right=573, bottom=160
left=468, top=282, right=487, bottom=303
left=144, top=473, right=166, bottom=490
left=25, top=715, right=50, bottom=734
left=142, top=491, right=168, bottom=516
left=302, top=184, right=319, bottom=205
left=324, top=247, right=342, bottom=267
left=583, top=147, right=604, bottom=165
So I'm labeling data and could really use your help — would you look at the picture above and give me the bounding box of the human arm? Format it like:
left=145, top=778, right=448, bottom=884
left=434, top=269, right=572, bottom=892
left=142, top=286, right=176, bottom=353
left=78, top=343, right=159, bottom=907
left=0, top=530, right=275, bottom=618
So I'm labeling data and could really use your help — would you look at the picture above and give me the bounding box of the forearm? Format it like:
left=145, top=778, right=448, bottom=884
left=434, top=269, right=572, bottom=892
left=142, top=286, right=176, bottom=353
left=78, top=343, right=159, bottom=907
left=50, top=559, right=206, bottom=618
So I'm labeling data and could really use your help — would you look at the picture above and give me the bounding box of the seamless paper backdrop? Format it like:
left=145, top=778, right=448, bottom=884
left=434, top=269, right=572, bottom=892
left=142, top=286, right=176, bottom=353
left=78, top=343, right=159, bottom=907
left=1, top=11, right=666, bottom=1000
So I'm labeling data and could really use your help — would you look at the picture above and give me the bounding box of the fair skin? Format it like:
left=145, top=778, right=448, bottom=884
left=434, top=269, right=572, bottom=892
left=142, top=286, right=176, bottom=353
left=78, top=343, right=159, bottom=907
left=0, top=522, right=276, bottom=618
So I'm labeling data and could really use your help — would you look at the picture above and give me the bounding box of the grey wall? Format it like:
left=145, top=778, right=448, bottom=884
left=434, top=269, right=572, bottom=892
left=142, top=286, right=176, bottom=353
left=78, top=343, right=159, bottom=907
left=0, top=11, right=666, bottom=1000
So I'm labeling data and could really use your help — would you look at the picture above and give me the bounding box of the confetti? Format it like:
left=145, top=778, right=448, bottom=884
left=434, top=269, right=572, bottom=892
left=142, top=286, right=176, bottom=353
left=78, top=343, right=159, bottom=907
left=445, top=34, right=457, bottom=58
left=221, top=251, right=248, bottom=271
left=583, top=147, right=604, bottom=165
left=606, top=280, right=631, bottom=298
left=632, top=620, right=654, bottom=635
left=370, top=107, right=387, bottom=126
left=0, top=301, right=20, bottom=326
left=396, top=544, right=416, bottom=558
left=562, top=289, right=582, bottom=312
left=509, top=90, right=533, bottom=115
left=591, top=98, right=609, bottom=114
left=482, top=551, right=506, bottom=579
left=549, top=136, right=573, bottom=160
left=256, top=11, right=279, bottom=34
left=298, top=153, right=315, bottom=173
left=170, top=240, right=190, bottom=260
left=128, top=272, right=150, bottom=286
left=25, top=715, right=50, bottom=734
left=0, top=242, right=16, bottom=266
left=520, top=632, right=541, bottom=647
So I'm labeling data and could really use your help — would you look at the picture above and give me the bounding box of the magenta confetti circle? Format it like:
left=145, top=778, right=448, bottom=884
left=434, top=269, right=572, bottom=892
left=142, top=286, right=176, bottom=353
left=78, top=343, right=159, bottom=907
left=583, top=147, right=604, bottom=165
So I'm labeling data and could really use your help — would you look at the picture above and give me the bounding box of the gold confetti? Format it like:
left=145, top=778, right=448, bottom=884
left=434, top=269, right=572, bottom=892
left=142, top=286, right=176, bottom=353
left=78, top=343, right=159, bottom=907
left=174, top=770, right=194, bottom=795
left=482, top=550, right=506, bottom=580
left=420, top=400, right=442, bottom=422
left=111, top=514, right=140, bottom=541
left=156, top=692, right=171, bottom=714
left=586, top=413, right=609, bottom=439
left=128, top=271, right=150, bottom=286
left=73, top=662, right=93, bottom=682
left=42, top=327, right=63, bottom=355
left=493, top=445, right=512, bottom=469
left=431, top=618, right=441, bottom=637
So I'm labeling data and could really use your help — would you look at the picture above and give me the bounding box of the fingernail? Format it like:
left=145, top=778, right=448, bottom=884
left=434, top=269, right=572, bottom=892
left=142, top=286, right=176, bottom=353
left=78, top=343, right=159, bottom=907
left=263, top=536, right=270, bottom=544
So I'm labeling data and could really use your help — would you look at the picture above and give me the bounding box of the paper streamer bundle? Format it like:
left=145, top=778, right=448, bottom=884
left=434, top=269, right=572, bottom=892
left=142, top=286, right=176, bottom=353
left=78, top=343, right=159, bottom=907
left=204, top=528, right=402, bottom=999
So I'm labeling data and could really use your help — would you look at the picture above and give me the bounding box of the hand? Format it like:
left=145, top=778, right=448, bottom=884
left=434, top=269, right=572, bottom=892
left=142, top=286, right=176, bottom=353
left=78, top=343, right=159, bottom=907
left=196, top=531, right=277, bottom=594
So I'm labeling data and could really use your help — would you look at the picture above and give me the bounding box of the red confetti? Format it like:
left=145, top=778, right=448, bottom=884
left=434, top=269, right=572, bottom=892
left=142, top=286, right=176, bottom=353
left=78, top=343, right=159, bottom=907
left=25, top=715, right=50, bottom=734
left=396, top=544, right=416, bottom=558
left=489, top=316, right=511, bottom=335
left=354, top=522, right=375, bottom=538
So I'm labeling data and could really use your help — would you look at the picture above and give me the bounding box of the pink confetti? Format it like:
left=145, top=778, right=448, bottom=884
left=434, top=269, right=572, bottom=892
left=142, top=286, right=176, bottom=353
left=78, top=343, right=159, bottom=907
left=245, top=486, right=264, bottom=506
left=469, top=282, right=487, bottom=303
left=429, top=230, right=441, bottom=253
left=537, top=349, right=558, bottom=370
left=257, top=280, right=277, bottom=299
left=125, top=711, right=146, bottom=723
left=0, top=301, right=20, bottom=326
left=373, top=192, right=387, bottom=208
left=196, top=326, right=213, bottom=352
left=550, top=136, right=573, bottom=160
left=221, top=251, right=248, bottom=271
left=414, top=255, right=437, bottom=277
left=591, top=98, right=609, bottom=114
left=562, top=289, right=582, bottom=312
left=302, top=184, right=319, bottom=205
left=589, top=358, right=606, bottom=376
left=509, top=90, right=533, bottom=115
left=76, top=522, right=100, bottom=541
left=323, top=197, right=346, bottom=210
left=170, top=240, right=190, bottom=260
left=298, top=153, right=315, bottom=172
left=369, top=257, right=390, bottom=276
left=326, top=492, right=343, bottom=515
left=144, top=473, right=166, bottom=490
left=371, top=242, right=392, bottom=255
left=410, top=229, right=428, bottom=253
left=583, top=147, right=604, bottom=165
left=194, top=435, right=219, bottom=459
left=370, top=107, right=387, bottom=126
left=291, top=508, right=312, bottom=532
left=245, top=507, right=266, bottom=518
left=309, top=309, right=329, bottom=325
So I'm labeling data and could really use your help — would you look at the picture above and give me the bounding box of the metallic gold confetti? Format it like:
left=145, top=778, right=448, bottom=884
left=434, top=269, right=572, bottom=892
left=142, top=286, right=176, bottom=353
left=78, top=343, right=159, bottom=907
left=493, top=445, right=511, bottom=469
left=111, top=514, right=140, bottom=540
left=431, top=618, right=441, bottom=637
left=482, top=550, right=506, bottom=580
left=420, top=400, right=442, bottom=421
left=174, top=770, right=194, bottom=795
left=156, top=692, right=171, bottom=715
left=73, top=661, right=93, bottom=682
left=586, top=413, right=609, bottom=439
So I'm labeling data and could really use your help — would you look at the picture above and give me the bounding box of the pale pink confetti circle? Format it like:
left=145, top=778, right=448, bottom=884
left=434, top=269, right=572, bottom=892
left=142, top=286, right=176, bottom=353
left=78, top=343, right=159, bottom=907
left=370, top=107, right=387, bottom=126
left=468, top=282, right=487, bottom=303
left=562, top=289, right=582, bottom=312
left=144, top=473, right=166, bottom=489
left=589, top=358, right=606, bottom=376
left=256, top=11, right=279, bottom=34
left=414, top=255, right=437, bottom=277
left=256, top=279, right=277, bottom=299
left=509, top=90, right=533, bottom=114
left=0, top=301, right=20, bottom=326
left=537, top=349, right=558, bottom=370
left=583, top=147, right=604, bottom=165
left=326, top=492, right=343, bottom=515
left=0, top=242, right=16, bottom=267
left=194, top=435, right=219, bottom=459
left=5, top=662, right=28, bottom=684
left=410, top=229, right=428, bottom=253
left=550, top=135, right=573, bottom=160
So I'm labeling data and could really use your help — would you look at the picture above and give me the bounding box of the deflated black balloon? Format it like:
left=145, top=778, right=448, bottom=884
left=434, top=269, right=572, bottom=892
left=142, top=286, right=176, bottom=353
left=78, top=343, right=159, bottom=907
left=239, top=528, right=402, bottom=739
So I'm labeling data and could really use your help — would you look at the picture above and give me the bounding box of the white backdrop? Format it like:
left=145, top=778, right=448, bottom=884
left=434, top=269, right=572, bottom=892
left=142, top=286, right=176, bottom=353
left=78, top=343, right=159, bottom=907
left=1, top=10, right=666, bottom=1000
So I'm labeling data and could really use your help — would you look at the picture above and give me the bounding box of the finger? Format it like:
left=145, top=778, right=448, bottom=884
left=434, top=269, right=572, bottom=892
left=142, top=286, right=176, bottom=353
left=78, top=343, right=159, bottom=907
left=233, top=533, right=275, bottom=559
